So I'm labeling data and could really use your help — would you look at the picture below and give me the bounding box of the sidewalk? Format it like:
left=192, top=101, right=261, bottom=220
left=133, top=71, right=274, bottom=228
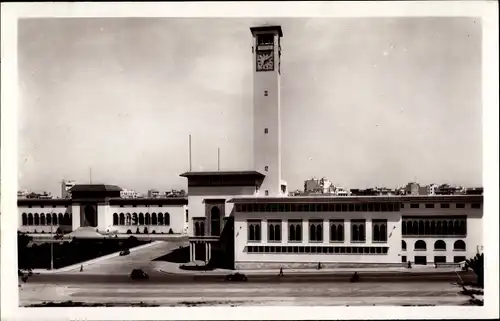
left=155, top=261, right=458, bottom=276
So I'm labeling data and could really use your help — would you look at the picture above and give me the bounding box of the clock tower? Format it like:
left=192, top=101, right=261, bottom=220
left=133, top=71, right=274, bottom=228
left=250, top=26, right=286, bottom=197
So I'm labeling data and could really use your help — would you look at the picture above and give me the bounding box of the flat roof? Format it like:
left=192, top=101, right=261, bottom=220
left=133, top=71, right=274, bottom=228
left=228, top=195, right=483, bottom=203
left=180, top=171, right=265, bottom=178
left=250, top=25, right=283, bottom=37
left=109, top=197, right=188, bottom=205
left=70, top=184, right=122, bottom=192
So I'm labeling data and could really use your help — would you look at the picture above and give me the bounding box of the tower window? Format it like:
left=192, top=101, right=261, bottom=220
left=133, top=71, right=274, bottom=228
left=265, top=166, right=269, bottom=171
left=264, top=90, right=268, bottom=96
left=264, top=128, right=268, bottom=134
left=265, top=190, right=269, bottom=196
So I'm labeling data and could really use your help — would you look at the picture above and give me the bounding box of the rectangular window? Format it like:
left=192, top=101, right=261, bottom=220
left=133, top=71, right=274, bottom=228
left=329, top=219, right=344, bottom=242
left=309, top=220, right=324, bottom=242
left=434, top=256, right=446, bottom=263
left=288, top=219, right=303, bottom=242
left=372, top=219, right=388, bottom=242
left=374, top=203, right=381, bottom=212
left=335, top=204, right=342, bottom=212
left=456, top=203, right=465, bottom=209
left=454, top=256, right=466, bottom=263
left=381, top=203, right=387, bottom=212
left=425, top=204, right=434, bottom=209
left=440, top=203, right=450, bottom=209
left=400, top=203, right=404, bottom=209
left=264, top=166, right=269, bottom=172
left=355, top=204, right=361, bottom=212
left=471, top=203, right=481, bottom=209
left=268, top=220, right=282, bottom=242
left=410, top=203, right=419, bottom=209
left=264, top=90, right=268, bottom=96
left=247, top=220, right=262, bottom=242
left=265, top=190, right=269, bottom=196
left=264, top=128, right=268, bottom=134
left=368, top=203, right=374, bottom=212
left=402, top=255, right=407, bottom=263
left=414, top=256, right=427, bottom=265
left=348, top=204, right=354, bottom=212
left=351, top=219, right=366, bottom=242
left=361, top=203, right=368, bottom=212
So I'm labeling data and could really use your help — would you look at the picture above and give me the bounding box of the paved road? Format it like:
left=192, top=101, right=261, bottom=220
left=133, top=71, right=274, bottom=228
left=19, top=282, right=469, bottom=307
left=26, top=270, right=474, bottom=284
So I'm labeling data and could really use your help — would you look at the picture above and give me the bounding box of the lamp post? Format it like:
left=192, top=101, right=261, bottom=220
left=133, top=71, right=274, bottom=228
left=50, top=210, right=54, bottom=270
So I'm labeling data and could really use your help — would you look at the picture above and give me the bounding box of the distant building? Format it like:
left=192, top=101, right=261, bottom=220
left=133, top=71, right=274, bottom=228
left=304, top=177, right=335, bottom=194
left=465, top=187, right=483, bottom=195
left=120, top=189, right=138, bottom=199
left=435, top=184, right=465, bottom=195
left=427, top=184, right=438, bottom=196
left=404, top=182, right=421, bottom=196
left=17, top=189, right=29, bottom=199
left=148, top=189, right=160, bottom=198
left=61, top=179, right=76, bottom=199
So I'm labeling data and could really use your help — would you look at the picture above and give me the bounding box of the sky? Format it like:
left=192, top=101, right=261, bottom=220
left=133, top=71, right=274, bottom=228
left=18, top=17, right=483, bottom=196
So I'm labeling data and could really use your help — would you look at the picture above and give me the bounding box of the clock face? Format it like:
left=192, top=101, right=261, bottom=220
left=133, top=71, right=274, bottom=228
left=256, top=51, right=274, bottom=71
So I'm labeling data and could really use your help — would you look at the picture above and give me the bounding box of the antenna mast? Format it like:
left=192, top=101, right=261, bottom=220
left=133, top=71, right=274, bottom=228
left=218, top=148, right=220, bottom=171
left=189, top=134, right=192, bottom=171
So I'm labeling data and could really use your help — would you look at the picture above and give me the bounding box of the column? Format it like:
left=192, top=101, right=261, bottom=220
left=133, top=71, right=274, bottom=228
left=208, top=243, right=211, bottom=262
left=205, top=243, right=208, bottom=263
left=189, top=242, right=194, bottom=262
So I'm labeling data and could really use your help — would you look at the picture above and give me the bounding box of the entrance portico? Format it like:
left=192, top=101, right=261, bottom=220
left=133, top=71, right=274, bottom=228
left=189, top=236, right=219, bottom=263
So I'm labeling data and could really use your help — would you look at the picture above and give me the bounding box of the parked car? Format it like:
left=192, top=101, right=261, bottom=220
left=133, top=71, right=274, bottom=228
left=120, top=249, right=130, bottom=256
left=225, top=273, right=248, bottom=282
left=130, top=269, right=149, bottom=280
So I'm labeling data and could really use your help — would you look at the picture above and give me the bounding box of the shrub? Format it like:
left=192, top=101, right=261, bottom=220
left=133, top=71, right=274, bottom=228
left=126, top=229, right=132, bottom=234
left=144, top=227, right=149, bottom=234
left=465, top=253, right=484, bottom=288
left=152, top=230, right=156, bottom=234
left=136, top=227, right=140, bottom=234
left=168, top=228, right=174, bottom=234
left=34, top=229, right=37, bottom=233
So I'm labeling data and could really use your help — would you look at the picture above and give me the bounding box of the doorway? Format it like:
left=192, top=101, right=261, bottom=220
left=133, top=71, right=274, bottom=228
left=82, top=205, right=97, bottom=227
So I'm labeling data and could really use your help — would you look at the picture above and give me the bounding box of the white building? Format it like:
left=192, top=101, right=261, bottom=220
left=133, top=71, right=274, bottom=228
left=120, top=189, right=138, bottom=199
left=181, top=25, right=483, bottom=269
left=18, top=184, right=188, bottom=236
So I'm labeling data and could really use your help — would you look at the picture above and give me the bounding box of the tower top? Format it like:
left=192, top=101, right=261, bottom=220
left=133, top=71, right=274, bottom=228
left=250, top=25, right=283, bottom=37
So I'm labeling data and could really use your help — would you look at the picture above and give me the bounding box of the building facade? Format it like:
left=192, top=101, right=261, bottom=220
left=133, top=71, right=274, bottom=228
left=18, top=184, right=188, bottom=236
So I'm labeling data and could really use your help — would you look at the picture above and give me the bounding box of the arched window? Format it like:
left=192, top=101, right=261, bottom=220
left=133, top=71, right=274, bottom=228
left=269, top=224, right=275, bottom=241
left=165, top=213, right=170, bottom=226
left=58, top=213, right=64, bottom=225
left=415, top=240, right=427, bottom=251
left=425, top=221, right=431, bottom=235
left=22, top=213, right=28, bottom=226
left=437, top=221, right=442, bottom=235
left=373, top=225, right=380, bottom=241
left=210, top=206, right=220, bottom=235
left=113, top=213, right=118, bottom=225
left=40, top=214, right=46, bottom=226
left=289, top=224, right=295, bottom=241
left=310, top=224, right=316, bottom=240
left=418, top=220, right=425, bottom=235
left=28, top=214, right=34, bottom=225
left=434, top=240, right=446, bottom=250
left=330, top=224, right=337, bottom=241
left=454, top=240, right=466, bottom=251
left=275, top=225, right=281, bottom=240
left=249, top=225, right=255, bottom=240
left=412, top=221, right=418, bottom=235
left=442, top=221, right=447, bottom=235
left=255, top=224, right=261, bottom=240
left=64, top=213, right=70, bottom=225
left=352, top=225, right=359, bottom=241
left=132, top=213, right=138, bottom=225
left=402, top=221, right=407, bottom=235
left=34, top=214, right=40, bottom=226
left=359, top=224, right=365, bottom=241
left=126, top=213, right=131, bottom=225
left=453, top=221, right=460, bottom=235
left=448, top=221, right=454, bottom=235
left=430, top=221, right=436, bottom=235
left=158, top=213, right=164, bottom=225
left=119, top=213, right=125, bottom=225
left=145, top=213, right=151, bottom=225
left=338, top=225, right=344, bottom=241
left=200, top=221, right=205, bottom=236
left=46, top=214, right=52, bottom=225
left=459, top=220, right=466, bottom=235
left=316, top=224, right=322, bottom=241
left=139, top=213, right=144, bottom=225
left=152, top=213, right=157, bottom=225
left=52, top=213, right=57, bottom=225
left=402, top=240, right=407, bottom=250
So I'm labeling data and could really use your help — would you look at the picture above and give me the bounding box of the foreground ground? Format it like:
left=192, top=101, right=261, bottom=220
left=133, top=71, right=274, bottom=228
left=20, top=281, right=470, bottom=307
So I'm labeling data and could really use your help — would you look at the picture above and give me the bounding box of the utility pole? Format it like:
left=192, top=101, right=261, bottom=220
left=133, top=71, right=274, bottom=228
left=217, top=148, right=220, bottom=171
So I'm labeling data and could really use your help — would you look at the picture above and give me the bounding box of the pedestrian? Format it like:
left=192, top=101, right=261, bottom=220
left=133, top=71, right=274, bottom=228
left=317, top=262, right=321, bottom=270
left=279, top=267, right=284, bottom=276
left=407, top=261, right=412, bottom=269
left=80, top=265, right=83, bottom=272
